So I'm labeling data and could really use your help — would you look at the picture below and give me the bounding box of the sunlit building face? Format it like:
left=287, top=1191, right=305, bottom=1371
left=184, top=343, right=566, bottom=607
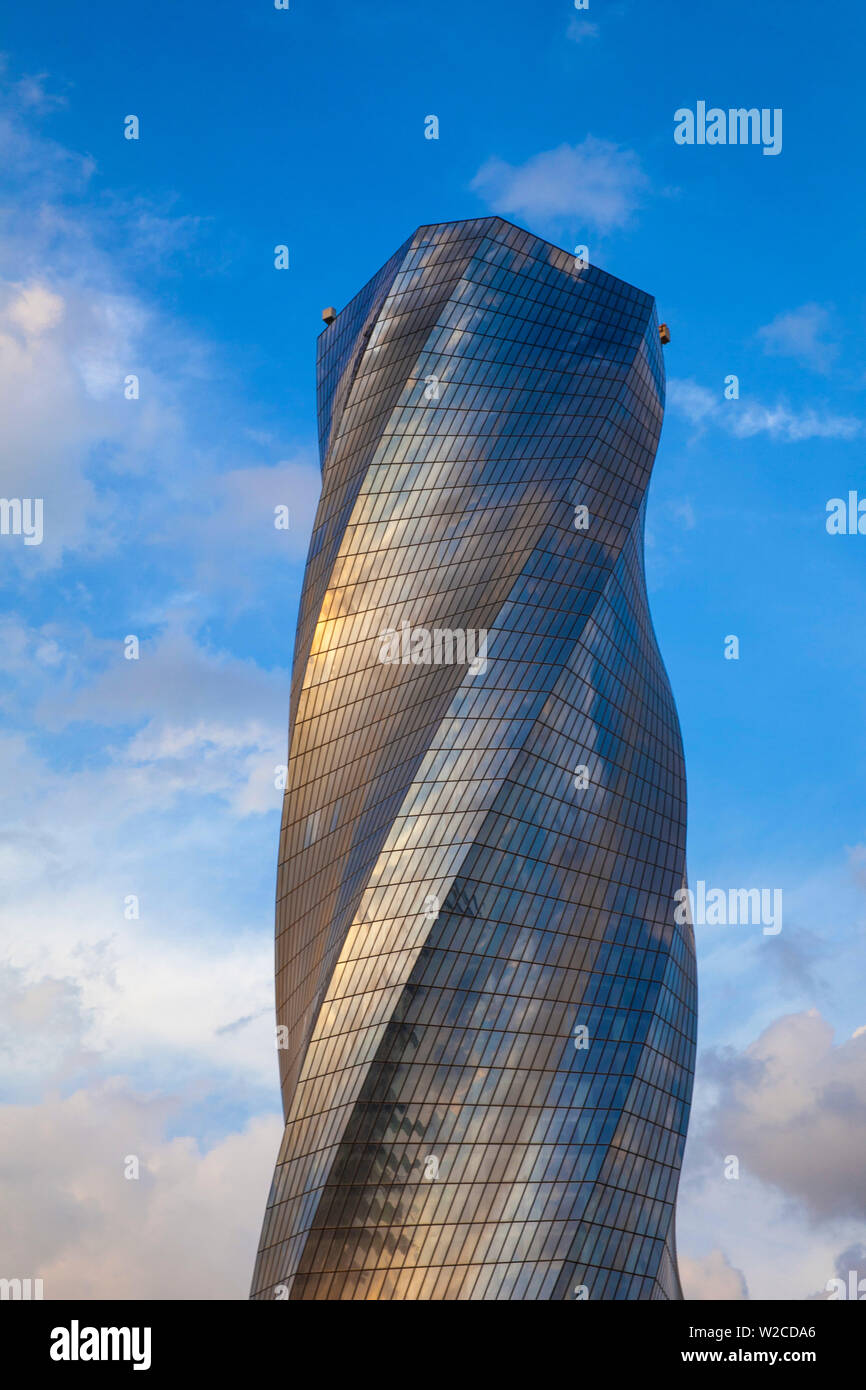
left=251, top=217, right=697, bottom=1301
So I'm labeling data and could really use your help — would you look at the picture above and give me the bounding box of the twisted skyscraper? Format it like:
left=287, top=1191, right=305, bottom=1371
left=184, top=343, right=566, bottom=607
left=251, top=217, right=697, bottom=1300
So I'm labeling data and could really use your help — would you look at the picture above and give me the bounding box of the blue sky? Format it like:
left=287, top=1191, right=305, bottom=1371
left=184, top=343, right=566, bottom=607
left=1, top=0, right=865, bottom=1299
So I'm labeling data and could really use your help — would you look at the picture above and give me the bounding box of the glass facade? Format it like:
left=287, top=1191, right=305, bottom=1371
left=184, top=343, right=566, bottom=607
left=251, top=217, right=697, bottom=1301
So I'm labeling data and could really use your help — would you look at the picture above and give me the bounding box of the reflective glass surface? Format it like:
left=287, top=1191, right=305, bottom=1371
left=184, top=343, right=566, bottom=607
left=251, top=217, right=697, bottom=1301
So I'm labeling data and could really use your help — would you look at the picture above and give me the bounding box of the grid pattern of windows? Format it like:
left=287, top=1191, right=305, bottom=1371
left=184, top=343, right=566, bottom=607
left=251, top=217, right=697, bottom=1301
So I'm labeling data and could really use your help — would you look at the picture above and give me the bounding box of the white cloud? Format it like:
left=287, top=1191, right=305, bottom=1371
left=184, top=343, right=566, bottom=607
left=5, top=65, right=67, bottom=115
left=567, top=18, right=600, bottom=43
left=0, top=84, right=315, bottom=573
left=667, top=377, right=860, bottom=442
left=39, top=619, right=283, bottom=728
left=0, top=266, right=222, bottom=566
left=6, top=282, right=64, bottom=336
left=0, top=68, right=305, bottom=1300
left=31, top=622, right=288, bottom=813
left=0, top=945, right=279, bottom=1299
left=677, top=1134, right=862, bottom=1301
left=0, top=931, right=281, bottom=1299
left=155, top=456, right=322, bottom=592
left=703, top=1010, right=866, bottom=1223
left=471, top=137, right=648, bottom=234
left=0, top=1080, right=281, bottom=1298
left=0, top=614, right=287, bottom=1100
left=680, top=1249, right=748, bottom=1301
left=757, top=303, right=838, bottom=373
